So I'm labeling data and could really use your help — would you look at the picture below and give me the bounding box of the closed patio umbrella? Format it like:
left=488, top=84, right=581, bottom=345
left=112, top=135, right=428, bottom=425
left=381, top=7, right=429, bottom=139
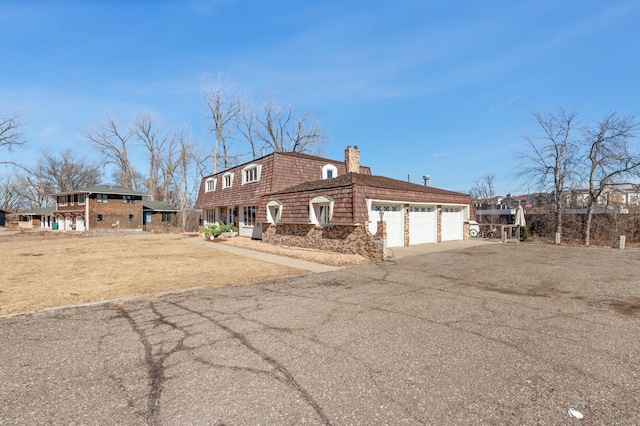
left=515, top=205, right=526, bottom=227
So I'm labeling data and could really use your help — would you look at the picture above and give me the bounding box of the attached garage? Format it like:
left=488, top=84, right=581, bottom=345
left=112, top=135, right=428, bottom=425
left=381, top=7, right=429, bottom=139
left=441, top=207, right=463, bottom=241
left=409, top=205, right=437, bottom=245
left=369, top=203, right=404, bottom=248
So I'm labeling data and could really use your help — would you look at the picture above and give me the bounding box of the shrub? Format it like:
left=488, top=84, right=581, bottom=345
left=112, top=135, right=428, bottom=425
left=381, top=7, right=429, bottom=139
left=200, top=223, right=238, bottom=238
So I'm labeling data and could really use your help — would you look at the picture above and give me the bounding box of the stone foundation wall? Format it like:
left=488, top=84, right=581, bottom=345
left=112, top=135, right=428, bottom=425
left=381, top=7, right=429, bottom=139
left=262, top=223, right=384, bottom=260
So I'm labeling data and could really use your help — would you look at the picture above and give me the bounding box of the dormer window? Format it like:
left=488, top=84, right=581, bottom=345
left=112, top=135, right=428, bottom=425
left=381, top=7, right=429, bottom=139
left=266, top=200, right=282, bottom=224
left=322, top=164, right=338, bottom=179
left=242, top=164, right=261, bottom=184
left=205, top=177, right=216, bottom=192
left=309, top=195, right=334, bottom=225
left=222, top=172, right=234, bottom=189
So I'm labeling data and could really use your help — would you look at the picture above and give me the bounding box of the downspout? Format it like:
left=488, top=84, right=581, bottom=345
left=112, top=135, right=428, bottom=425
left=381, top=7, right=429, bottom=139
left=86, top=191, right=91, bottom=231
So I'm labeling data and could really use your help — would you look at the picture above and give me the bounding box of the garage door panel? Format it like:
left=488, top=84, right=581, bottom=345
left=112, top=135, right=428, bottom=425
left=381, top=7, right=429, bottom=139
left=442, top=207, right=463, bottom=241
left=370, top=204, right=404, bottom=248
left=409, top=206, right=436, bottom=245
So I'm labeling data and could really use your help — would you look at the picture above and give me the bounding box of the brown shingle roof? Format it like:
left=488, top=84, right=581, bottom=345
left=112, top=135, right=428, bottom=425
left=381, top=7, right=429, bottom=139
left=272, top=173, right=469, bottom=198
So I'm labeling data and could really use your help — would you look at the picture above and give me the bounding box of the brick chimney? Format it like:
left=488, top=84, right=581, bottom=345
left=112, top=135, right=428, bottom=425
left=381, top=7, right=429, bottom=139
left=345, top=146, right=360, bottom=174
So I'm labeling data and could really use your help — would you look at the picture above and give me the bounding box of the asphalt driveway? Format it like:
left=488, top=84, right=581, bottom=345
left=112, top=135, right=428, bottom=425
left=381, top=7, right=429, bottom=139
left=1, top=243, right=639, bottom=424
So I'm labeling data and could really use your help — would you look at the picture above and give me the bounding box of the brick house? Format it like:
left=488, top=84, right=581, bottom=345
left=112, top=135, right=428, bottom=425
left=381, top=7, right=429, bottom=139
left=194, top=149, right=372, bottom=238
left=143, top=200, right=180, bottom=233
left=50, top=185, right=147, bottom=231
left=195, top=147, right=475, bottom=259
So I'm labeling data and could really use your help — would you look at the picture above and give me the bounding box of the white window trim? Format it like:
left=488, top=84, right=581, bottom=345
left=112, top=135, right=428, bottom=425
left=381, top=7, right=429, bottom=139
left=58, top=196, right=67, bottom=206
left=78, top=194, right=86, bottom=205
left=203, top=208, right=218, bottom=226
left=205, top=177, right=216, bottom=192
left=242, top=205, right=257, bottom=227
left=322, top=164, right=338, bottom=179
left=266, top=200, right=282, bottom=224
left=222, top=172, right=234, bottom=189
left=309, top=195, right=334, bottom=225
left=242, top=164, right=262, bottom=185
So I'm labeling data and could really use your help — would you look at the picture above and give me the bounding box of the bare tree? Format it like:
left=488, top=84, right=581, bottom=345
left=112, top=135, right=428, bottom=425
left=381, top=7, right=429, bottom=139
left=236, top=99, right=260, bottom=159
left=0, top=174, right=24, bottom=211
left=157, top=128, right=184, bottom=204
left=470, top=173, right=499, bottom=223
left=10, top=150, right=102, bottom=209
left=254, top=93, right=327, bottom=155
left=133, top=113, right=171, bottom=200
left=83, top=114, right=138, bottom=190
left=581, top=112, right=640, bottom=246
left=169, top=129, right=198, bottom=230
left=1, top=111, right=25, bottom=152
left=36, top=149, right=102, bottom=192
left=1, top=111, right=26, bottom=168
left=518, top=108, right=580, bottom=236
left=470, top=174, right=496, bottom=200
left=202, top=74, right=242, bottom=173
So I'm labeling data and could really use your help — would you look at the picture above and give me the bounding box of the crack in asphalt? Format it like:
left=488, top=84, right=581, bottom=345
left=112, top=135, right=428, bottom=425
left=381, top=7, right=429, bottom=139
left=259, top=273, right=640, bottom=389
left=301, top=329, right=428, bottom=425
left=165, top=300, right=333, bottom=425
left=115, top=303, right=189, bottom=426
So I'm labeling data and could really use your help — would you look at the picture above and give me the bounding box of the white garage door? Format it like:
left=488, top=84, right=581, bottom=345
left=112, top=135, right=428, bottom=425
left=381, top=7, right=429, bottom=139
left=409, top=206, right=437, bottom=245
left=369, top=204, right=404, bottom=248
left=441, top=207, right=463, bottom=241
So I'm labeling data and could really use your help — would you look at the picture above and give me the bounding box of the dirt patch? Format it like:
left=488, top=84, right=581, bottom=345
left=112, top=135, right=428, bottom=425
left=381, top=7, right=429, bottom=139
left=0, top=232, right=302, bottom=316
left=212, top=236, right=370, bottom=267
left=607, top=298, right=640, bottom=317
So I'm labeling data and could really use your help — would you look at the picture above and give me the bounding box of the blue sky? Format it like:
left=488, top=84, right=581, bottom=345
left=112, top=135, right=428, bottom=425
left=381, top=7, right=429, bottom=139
left=2, top=0, right=640, bottom=195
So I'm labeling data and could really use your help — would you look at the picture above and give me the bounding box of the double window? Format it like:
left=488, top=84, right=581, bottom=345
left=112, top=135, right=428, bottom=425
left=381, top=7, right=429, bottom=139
left=205, top=178, right=216, bottom=192
left=57, top=196, right=67, bottom=206
left=242, top=164, right=261, bottom=184
left=122, top=195, right=134, bottom=204
left=97, top=194, right=108, bottom=203
left=204, top=209, right=216, bottom=225
left=243, top=206, right=257, bottom=226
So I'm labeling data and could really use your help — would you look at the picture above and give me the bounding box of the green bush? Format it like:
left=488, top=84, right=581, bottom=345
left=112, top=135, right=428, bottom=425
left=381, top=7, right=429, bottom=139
left=200, top=223, right=238, bottom=238
left=520, top=226, right=530, bottom=241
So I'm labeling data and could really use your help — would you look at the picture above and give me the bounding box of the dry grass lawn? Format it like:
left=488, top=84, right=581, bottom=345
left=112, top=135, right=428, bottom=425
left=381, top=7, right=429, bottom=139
left=0, top=232, right=303, bottom=316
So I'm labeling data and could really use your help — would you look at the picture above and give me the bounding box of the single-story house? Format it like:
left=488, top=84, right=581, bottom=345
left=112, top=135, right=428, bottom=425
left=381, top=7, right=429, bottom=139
left=17, top=206, right=56, bottom=229
left=143, top=200, right=180, bottom=233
